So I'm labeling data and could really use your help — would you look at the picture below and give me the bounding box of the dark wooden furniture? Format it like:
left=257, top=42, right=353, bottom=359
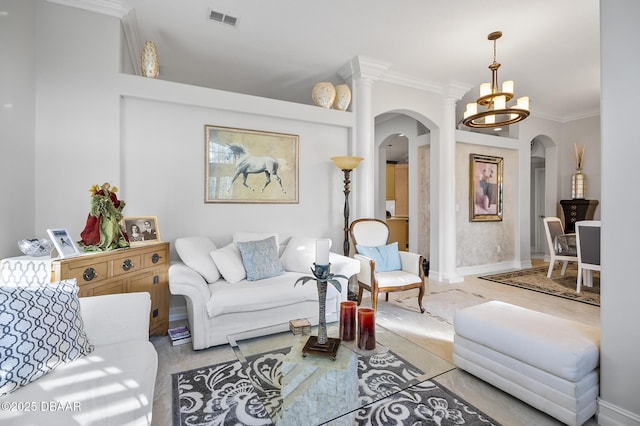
left=560, top=199, right=599, bottom=233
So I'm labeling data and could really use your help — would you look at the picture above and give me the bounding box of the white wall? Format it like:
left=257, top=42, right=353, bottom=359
left=27, top=2, right=355, bottom=259
left=34, top=1, right=121, bottom=240
left=599, top=0, right=640, bottom=423
left=0, top=0, right=36, bottom=257
left=120, top=96, right=352, bottom=249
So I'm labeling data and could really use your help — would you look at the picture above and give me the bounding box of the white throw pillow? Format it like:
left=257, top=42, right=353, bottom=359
left=280, top=237, right=331, bottom=273
left=210, top=243, right=246, bottom=284
left=0, top=279, right=93, bottom=397
left=175, top=237, right=221, bottom=283
left=233, top=232, right=279, bottom=247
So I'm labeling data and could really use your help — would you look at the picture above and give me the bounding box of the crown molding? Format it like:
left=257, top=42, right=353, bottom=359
left=339, top=56, right=391, bottom=82
left=46, top=0, right=126, bottom=18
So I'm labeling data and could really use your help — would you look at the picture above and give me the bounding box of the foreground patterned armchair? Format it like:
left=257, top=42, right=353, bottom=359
left=349, top=218, right=425, bottom=313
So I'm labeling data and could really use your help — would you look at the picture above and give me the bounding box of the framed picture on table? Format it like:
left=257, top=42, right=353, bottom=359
left=469, top=154, right=504, bottom=222
left=47, top=228, right=82, bottom=258
left=121, top=216, right=161, bottom=246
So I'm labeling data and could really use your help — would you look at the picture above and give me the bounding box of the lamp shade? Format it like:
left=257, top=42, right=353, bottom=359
left=331, top=156, right=363, bottom=170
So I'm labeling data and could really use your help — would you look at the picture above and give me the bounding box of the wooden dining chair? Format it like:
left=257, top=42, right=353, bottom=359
left=543, top=217, right=578, bottom=278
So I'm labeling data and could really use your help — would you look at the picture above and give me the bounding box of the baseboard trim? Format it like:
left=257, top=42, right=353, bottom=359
left=169, top=305, right=188, bottom=322
left=456, top=260, right=531, bottom=277
left=597, top=397, right=640, bottom=426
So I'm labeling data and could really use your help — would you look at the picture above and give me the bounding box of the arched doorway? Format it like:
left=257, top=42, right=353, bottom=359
left=530, top=137, right=546, bottom=257
left=374, top=112, right=432, bottom=259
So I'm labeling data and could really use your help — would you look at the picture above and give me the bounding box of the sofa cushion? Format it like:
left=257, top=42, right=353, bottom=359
left=0, top=340, right=157, bottom=425
left=0, top=279, right=93, bottom=396
left=236, top=236, right=285, bottom=281
left=210, top=243, right=246, bottom=284
left=233, top=231, right=279, bottom=247
left=279, top=236, right=327, bottom=273
left=206, top=272, right=341, bottom=317
left=175, top=236, right=221, bottom=283
left=356, top=242, right=402, bottom=272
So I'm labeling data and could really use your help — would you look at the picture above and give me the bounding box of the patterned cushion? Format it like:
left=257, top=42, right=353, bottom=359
left=356, top=242, right=402, bottom=272
left=0, top=279, right=93, bottom=396
left=236, top=236, right=285, bottom=281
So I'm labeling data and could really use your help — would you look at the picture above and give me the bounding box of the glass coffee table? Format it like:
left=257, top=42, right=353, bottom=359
left=227, top=322, right=455, bottom=424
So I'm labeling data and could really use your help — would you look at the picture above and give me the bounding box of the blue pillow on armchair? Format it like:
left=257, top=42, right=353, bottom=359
left=356, top=242, right=402, bottom=272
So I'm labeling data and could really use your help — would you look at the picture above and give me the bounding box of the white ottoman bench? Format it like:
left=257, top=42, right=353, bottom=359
left=453, top=301, right=600, bottom=426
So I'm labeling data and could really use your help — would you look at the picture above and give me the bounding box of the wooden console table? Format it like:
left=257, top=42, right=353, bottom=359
left=560, top=199, right=599, bottom=234
left=1, top=243, right=170, bottom=336
left=50, top=242, right=170, bottom=336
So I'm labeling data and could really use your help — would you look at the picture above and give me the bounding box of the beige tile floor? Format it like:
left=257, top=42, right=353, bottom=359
left=151, top=263, right=600, bottom=425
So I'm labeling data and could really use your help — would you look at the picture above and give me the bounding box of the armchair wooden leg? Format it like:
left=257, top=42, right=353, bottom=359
left=417, top=284, right=425, bottom=313
left=385, top=292, right=389, bottom=302
left=371, top=290, right=378, bottom=312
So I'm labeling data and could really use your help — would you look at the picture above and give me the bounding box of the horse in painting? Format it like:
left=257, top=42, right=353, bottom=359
left=227, top=144, right=286, bottom=193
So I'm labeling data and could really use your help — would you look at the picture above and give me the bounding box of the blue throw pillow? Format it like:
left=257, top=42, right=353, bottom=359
left=236, top=236, right=285, bottom=281
left=356, top=242, right=402, bottom=272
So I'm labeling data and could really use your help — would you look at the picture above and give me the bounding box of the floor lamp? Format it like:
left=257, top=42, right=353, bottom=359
left=330, top=156, right=364, bottom=256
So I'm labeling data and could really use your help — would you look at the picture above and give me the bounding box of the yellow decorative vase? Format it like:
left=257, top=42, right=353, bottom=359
left=141, top=41, right=159, bottom=78
left=332, top=84, right=352, bottom=111
left=312, top=82, right=336, bottom=108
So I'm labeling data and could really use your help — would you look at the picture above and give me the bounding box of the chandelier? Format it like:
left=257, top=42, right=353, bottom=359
left=463, top=31, right=530, bottom=129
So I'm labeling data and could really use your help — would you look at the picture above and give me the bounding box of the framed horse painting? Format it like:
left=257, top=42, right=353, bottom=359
left=205, top=125, right=299, bottom=203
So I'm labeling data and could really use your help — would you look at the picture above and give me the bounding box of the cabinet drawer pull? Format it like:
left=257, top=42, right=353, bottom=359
left=122, top=259, right=134, bottom=271
left=151, top=253, right=161, bottom=264
left=83, top=267, right=97, bottom=281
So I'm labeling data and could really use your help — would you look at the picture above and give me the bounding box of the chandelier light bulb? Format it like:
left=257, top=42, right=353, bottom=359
left=480, top=83, right=492, bottom=97
left=502, top=81, right=514, bottom=95
left=517, top=96, right=530, bottom=110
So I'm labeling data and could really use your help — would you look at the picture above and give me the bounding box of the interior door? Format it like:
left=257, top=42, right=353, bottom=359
left=534, top=167, right=546, bottom=255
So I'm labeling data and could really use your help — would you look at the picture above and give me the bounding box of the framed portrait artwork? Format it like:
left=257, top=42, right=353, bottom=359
left=47, top=228, right=82, bottom=258
left=205, top=125, right=299, bottom=203
left=469, top=154, right=504, bottom=222
left=121, top=216, right=161, bottom=246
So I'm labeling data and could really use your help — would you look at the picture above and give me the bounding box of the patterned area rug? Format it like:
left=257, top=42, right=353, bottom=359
left=172, top=347, right=500, bottom=426
left=479, top=265, right=600, bottom=306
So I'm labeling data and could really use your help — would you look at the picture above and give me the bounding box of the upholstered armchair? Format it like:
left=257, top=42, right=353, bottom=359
left=349, top=218, right=425, bottom=313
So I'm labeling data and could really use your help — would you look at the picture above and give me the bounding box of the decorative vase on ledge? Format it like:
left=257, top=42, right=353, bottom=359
left=333, top=84, right=352, bottom=111
left=571, top=170, right=586, bottom=199
left=312, top=82, right=336, bottom=108
left=141, top=41, right=159, bottom=78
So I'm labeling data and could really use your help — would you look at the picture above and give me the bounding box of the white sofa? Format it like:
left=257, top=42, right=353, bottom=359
left=169, top=234, right=360, bottom=349
left=0, top=291, right=158, bottom=426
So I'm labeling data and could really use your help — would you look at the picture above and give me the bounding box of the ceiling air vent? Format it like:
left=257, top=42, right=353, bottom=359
left=208, top=9, right=238, bottom=27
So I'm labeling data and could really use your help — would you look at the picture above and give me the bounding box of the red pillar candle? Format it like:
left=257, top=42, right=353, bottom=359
left=340, top=301, right=357, bottom=341
left=357, top=307, right=376, bottom=350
